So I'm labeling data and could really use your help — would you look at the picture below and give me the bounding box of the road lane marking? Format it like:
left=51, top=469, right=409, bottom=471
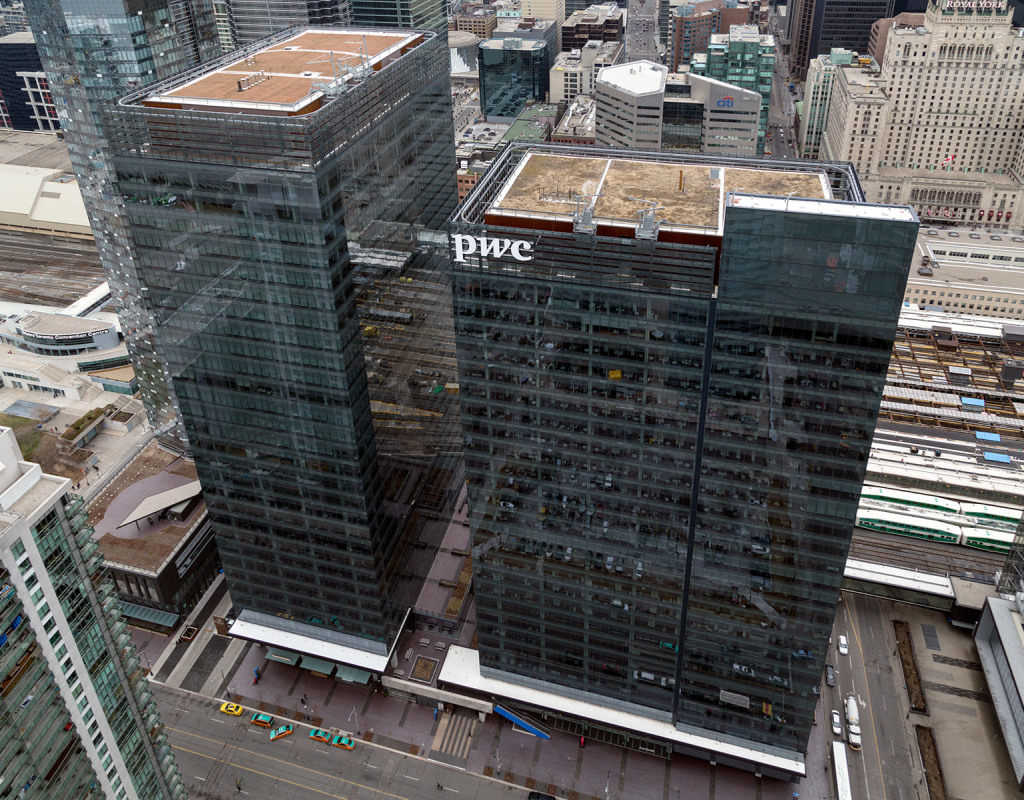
left=176, top=746, right=359, bottom=799
left=172, top=744, right=412, bottom=800
left=167, top=727, right=408, bottom=799
left=848, top=596, right=888, bottom=800
left=195, top=776, right=206, bottom=781
left=405, top=775, right=420, bottom=781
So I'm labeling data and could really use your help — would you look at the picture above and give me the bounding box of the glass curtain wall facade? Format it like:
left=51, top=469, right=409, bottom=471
left=23, top=0, right=221, bottom=443
left=663, top=92, right=703, bottom=151
left=348, top=0, right=447, bottom=33
left=230, top=0, right=446, bottom=44
left=105, top=29, right=457, bottom=656
left=690, top=26, right=774, bottom=155
left=0, top=428, right=183, bottom=800
left=229, top=0, right=351, bottom=44
left=813, top=0, right=895, bottom=62
left=478, top=39, right=550, bottom=121
left=0, top=34, right=47, bottom=131
left=451, top=144, right=917, bottom=760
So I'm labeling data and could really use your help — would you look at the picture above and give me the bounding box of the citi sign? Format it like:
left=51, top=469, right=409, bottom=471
left=716, top=96, right=735, bottom=108
left=452, top=234, right=534, bottom=263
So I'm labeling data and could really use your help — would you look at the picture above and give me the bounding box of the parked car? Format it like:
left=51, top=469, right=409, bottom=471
left=220, top=702, right=243, bottom=716
left=838, top=635, right=849, bottom=655
left=269, top=725, right=293, bottom=741
left=330, top=735, right=356, bottom=750
left=251, top=713, right=274, bottom=728
left=831, top=709, right=843, bottom=737
left=732, top=663, right=755, bottom=678
left=792, top=649, right=814, bottom=660
left=309, top=729, right=331, bottom=742
left=825, top=663, right=836, bottom=687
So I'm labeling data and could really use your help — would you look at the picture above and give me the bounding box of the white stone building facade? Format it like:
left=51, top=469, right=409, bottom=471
left=823, top=0, right=1024, bottom=231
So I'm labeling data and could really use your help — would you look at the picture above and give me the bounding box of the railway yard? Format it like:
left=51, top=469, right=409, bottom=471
left=849, top=526, right=1003, bottom=577
left=0, top=229, right=104, bottom=307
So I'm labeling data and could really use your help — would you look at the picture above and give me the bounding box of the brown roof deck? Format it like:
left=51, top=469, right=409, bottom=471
left=149, top=29, right=423, bottom=113
left=488, top=152, right=831, bottom=232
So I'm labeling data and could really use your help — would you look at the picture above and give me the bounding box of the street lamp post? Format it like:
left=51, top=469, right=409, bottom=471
left=349, top=705, right=361, bottom=735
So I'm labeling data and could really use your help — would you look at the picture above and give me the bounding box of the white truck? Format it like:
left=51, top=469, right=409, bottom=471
left=845, top=694, right=862, bottom=751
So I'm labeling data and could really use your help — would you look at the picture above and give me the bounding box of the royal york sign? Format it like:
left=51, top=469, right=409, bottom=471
left=452, top=234, right=535, bottom=264
left=945, top=0, right=1005, bottom=10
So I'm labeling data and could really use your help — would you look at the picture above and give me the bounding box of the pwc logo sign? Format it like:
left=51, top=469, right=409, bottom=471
left=716, top=96, right=735, bottom=108
left=452, top=234, right=534, bottom=264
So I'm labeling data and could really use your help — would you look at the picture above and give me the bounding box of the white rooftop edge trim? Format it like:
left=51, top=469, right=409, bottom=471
left=229, top=618, right=397, bottom=672
left=728, top=193, right=917, bottom=222
left=439, top=645, right=807, bottom=775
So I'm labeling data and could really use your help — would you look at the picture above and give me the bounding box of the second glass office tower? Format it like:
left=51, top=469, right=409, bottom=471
left=105, top=28, right=457, bottom=664
left=23, top=0, right=221, bottom=439
left=451, top=144, right=917, bottom=769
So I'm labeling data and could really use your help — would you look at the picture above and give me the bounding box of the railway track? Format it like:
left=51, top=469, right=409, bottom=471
left=0, top=229, right=104, bottom=306
left=849, top=527, right=1003, bottom=577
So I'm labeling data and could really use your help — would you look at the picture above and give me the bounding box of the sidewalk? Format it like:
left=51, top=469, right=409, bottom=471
left=886, top=601, right=1017, bottom=800
left=139, top=578, right=807, bottom=800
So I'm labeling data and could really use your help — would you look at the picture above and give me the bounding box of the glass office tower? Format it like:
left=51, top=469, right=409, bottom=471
left=23, top=0, right=221, bottom=441
left=230, top=0, right=447, bottom=45
left=0, top=427, right=184, bottom=800
left=348, top=0, right=447, bottom=33
left=478, top=38, right=550, bottom=121
left=228, top=0, right=351, bottom=44
left=105, top=28, right=457, bottom=665
left=690, top=25, right=775, bottom=155
left=451, top=144, right=917, bottom=768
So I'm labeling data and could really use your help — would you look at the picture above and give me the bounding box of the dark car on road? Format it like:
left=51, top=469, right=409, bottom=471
left=825, top=663, right=836, bottom=687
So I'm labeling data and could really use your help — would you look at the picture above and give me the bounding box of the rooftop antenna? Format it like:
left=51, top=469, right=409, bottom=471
left=573, top=193, right=602, bottom=234
left=310, top=37, right=373, bottom=95
left=628, top=196, right=665, bottom=240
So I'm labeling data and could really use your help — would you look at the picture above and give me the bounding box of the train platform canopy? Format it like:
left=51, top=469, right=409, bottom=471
left=117, top=480, right=202, bottom=528
left=0, top=164, right=90, bottom=236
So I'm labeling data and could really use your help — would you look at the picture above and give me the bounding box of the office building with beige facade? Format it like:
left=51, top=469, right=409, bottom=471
left=904, top=228, right=1024, bottom=318
left=549, top=39, right=623, bottom=102
left=822, top=0, right=1024, bottom=231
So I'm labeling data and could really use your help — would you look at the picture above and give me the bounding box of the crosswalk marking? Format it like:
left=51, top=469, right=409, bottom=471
left=431, top=710, right=478, bottom=761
